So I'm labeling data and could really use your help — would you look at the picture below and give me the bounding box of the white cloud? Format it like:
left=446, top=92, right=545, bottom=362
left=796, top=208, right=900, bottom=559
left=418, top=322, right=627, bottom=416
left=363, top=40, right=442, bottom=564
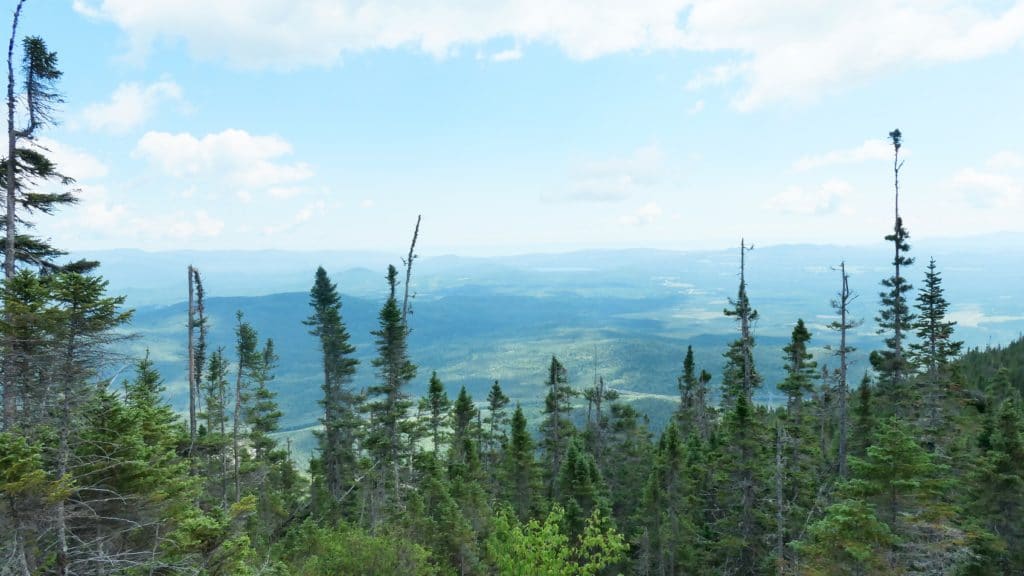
left=986, top=150, right=1024, bottom=170
left=134, top=129, right=313, bottom=188
left=166, top=210, right=225, bottom=238
left=492, top=47, right=522, bottom=62
left=263, top=200, right=326, bottom=235
left=619, top=201, right=663, bottom=226
left=551, top=145, right=664, bottom=203
left=792, top=139, right=892, bottom=172
left=950, top=167, right=1022, bottom=209
left=268, top=187, right=304, bottom=199
left=82, top=80, right=183, bottom=133
left=30, top=137, right=109, bottom=180
left=360, top=199, right=375, bottom=208
left=948, top=307, right=1024, bottom=328
left=765, top=179, right=853, bottom=215
left=75, top=1, right=1024, bottom=109
left=681, top=1, right=1024, bottom=110
left=687, top=99, right=705, bottom=115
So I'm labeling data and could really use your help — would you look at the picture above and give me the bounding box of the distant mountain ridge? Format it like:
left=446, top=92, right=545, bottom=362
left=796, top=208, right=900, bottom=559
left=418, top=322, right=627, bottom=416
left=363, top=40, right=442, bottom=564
left=93, top=238, right=1024, bottom=461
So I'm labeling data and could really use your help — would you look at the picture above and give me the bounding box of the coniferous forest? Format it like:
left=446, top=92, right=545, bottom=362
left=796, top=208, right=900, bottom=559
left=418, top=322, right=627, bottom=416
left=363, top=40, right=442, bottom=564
left=2, top=4, right=1024, bottom=576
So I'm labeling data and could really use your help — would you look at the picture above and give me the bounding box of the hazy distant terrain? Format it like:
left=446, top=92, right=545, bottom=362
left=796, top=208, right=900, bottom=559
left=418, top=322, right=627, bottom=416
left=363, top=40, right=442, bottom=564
left=87, top=237, right=1024, bottom=458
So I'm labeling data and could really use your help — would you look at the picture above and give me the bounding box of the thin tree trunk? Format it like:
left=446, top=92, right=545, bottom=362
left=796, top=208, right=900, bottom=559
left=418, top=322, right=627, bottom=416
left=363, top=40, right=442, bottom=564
left=8, top=497, right=31, bottom=576
left=401, top=215, right=420, bottom=325
left=2, top=0, right=26, bottom=431
left=837, top=263, right=850, bottom=478
left=775, top=420, right=785, bottom=576
left=233, top=362, right=242, bottom=503
left=188, top=265, right=196, bottom=446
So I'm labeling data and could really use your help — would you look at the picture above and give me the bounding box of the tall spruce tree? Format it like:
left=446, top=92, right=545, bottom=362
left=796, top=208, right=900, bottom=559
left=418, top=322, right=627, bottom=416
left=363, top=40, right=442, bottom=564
left=3, top=17, right=91, bottom=430
left=500, top=404, right=539, bottom=521
left=722, top=239, right=761, bottom=405
left=871, top=129, right=916, bottom=418
left=304, top=266, right=360, bottom=512
left=909, top=258, right=962, bottom=451
left=231, top=311, right=258, bottom=503
left=829, top=262, right=860, bottom=477
left=421, top=371, right=450, bottom=454
left=365, top=264, right=416, bottom=528
left=484, top=380, right=511, bottom=458
left=540, top=355, right=577, bottom=500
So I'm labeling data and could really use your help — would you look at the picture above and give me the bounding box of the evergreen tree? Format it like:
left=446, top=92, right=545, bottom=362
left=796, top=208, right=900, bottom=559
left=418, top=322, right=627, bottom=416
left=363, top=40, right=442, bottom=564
left=909, top=258, right=963, bottom=451
left=365, top=264, right=417, bottom=528
left=601, top=402, right=654, bottom=549
left=774, top=322, right=822, bottom=572
left=483, top=379, right=511, bottom=483
left=828, top=262, right=860, bottom=478
left=722, top=239, right=761, bottom=405
left=557, top=437, right=609, bottom=540
left=796, top=498, right=896, bottom=575
left=970, top=397, right=1024, bottom=572
left=304, top=266, right=360, bottom=513
left=851, top=373, right=875, bottom=458
left=676, top=345, right=704, bottom=439
left=540, top=355, right=576, bottom=500
left=871, top=129, right=916, bottom=418
left=201, top=348, right=231, bottom=506
left=232, top=311, right=259, bottom=503
left=780, top=319, right=817, bottom=419
left=713, top=393, right=769, bottom=575
left=638, top=420, right=700, bottom=575
left=421, top=371, right=451, bottom=453
left=450, top=385, right=478, bottom=468
left=501, top=404, right=540, bottom=521
left=847, top=417, right=946, bottom=532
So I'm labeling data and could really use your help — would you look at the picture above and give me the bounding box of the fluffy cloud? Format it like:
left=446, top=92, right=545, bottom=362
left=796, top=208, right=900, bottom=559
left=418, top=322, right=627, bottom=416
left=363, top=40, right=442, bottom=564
left=262, top=200, right=326, bottom=235
left=74, top=1, right=1024, bottom=109
left=30, top=138, right=109, bottom=180
left=765, top=179, right=853, bottom=215
left=134, top=129, right=313, bottom=188
left=549, top=145, right=664, bottom=203
left=82, top=80, right=183, bottom=133
left=619, top=201, right=663, bottom=226
left=950, top=167, right=1022, bottom=209
left=792, top=139, right=892, bottom=172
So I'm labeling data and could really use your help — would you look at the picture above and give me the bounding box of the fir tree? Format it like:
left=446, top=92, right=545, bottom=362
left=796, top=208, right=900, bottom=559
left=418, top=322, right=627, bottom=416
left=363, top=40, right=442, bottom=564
left=871, top=129, right=916, bottom=418
left=722, top=239, right=761, bottom=406
left=557, top=437, right=609, bottom=540
left=421, top=371, right=451, bottom=453
left=851, top=373, right=875, bottom=458
left=365, top=264, right=417, bottom=528
left=638, top=420, right=700, bottom=575
left=484, top=380, right=511, bottom=467
left=828, top=262, right=860, bottom=478
left=232, top=311, right=259, bottom=503
left=201, top=348, right=232, bottom=506
left=501, top=404, right=540, bottom=521
left=970, top=397, right=1024, bottom=572
left=780, top=319, right=817, bottom=419
left=909, top=258, right=963, bottom=451
left=540, top=355, right=577, bottom=500
left=304, top=266, right=360, bottom=512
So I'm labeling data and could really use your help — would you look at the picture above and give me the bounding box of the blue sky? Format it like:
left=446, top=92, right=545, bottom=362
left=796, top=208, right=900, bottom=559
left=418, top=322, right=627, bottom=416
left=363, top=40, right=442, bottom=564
left=20, top=1, right=1024, bottom=254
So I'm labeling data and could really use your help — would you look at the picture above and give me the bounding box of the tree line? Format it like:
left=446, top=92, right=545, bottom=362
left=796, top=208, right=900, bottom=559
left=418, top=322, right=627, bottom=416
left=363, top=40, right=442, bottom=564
left=1, top=5, right=1022, bottom=575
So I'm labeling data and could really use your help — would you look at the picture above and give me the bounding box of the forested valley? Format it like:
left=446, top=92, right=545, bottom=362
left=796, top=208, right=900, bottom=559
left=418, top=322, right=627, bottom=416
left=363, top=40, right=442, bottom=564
left=2, top=4, right=1024, bottom=576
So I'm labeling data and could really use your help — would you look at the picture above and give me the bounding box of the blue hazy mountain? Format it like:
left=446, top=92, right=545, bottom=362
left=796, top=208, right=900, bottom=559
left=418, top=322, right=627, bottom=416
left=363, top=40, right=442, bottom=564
left=85, top=236, right=1024, bottom=458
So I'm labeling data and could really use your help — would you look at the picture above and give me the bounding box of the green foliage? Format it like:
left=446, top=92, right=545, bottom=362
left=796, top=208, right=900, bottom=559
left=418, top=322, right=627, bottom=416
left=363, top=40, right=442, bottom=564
left=797, top=498, right=897, bottom=575
left=276, top=521, right=437, bottom=575
left=846, top=417, right=949, bottom=531
left=540, top=355, right=577, bottom=499
left=486, top=505, right=626, bottom=576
